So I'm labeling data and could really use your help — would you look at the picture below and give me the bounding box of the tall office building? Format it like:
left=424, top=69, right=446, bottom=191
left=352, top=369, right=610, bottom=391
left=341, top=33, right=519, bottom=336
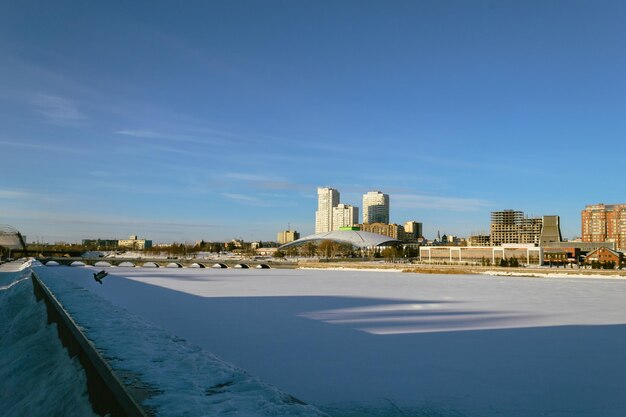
left=582, top=204, right=626, bottom=251
left=363, top=191, right=389, bottom=224
left=315, top=187, right=340, bottom=233
left=332, top=204, right=359, bottom=230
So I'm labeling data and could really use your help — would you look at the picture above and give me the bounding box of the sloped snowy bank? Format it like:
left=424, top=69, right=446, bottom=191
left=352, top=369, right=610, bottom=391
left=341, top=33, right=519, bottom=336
left=32, top=266, right=326, bottom=417
left=0, top=265, right=96, bottom=417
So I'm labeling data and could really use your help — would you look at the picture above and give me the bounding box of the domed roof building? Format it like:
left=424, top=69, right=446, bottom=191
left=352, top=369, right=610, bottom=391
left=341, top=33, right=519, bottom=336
left=278, top=230, right=400, bottom=250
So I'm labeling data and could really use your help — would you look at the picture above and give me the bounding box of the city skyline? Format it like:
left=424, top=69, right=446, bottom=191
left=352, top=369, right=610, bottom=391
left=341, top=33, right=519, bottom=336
left=2, top=1, right=625, bottom=242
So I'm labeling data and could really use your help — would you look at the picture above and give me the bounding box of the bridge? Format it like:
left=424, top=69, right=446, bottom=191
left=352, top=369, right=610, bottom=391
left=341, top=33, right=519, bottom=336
left=37, top=257, right=298, bottom=269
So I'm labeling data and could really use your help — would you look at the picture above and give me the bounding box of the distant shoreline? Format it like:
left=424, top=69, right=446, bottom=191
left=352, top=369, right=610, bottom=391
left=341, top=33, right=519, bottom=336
left=298, top=261, right=626, bottom=279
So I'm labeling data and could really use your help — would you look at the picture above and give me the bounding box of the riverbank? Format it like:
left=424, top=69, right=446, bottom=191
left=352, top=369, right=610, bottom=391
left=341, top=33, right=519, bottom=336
left=298, top=261, right=626, bottom=278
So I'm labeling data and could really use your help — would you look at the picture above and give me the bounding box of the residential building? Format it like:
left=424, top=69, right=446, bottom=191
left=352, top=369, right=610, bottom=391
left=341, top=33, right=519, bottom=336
left=332, top=204, right=359, bottom=230
left=582, top=204, right=626, bottom=251
left=363, top=191, right=389, bottom=224
left=117, top=235, right=152, bottom=250
left=277, top=230, right=300, bottom=245
left=490, top=210, right=542, bottom=246
left=315, top=187, right=340, bottom=233
left=359, top=222, right=405, bottom=240
left=404, top=221, right=423, bottom=241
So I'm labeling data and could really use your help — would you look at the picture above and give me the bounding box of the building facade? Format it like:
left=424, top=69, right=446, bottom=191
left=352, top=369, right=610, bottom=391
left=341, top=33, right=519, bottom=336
left=277, top=230, right=300, bottom=245
left=117, top=235, right=152, bottom=250
left=582, top=204, right=626, bottom=251
left=404, top=221, right=423, bottom=241
left=82, top=239, right=119, bottom=249
left=490, top=210, right=542, bottom=246
left=584, top=246, right=624, bottom=268
left=315, top=187, right=340, bottom=233
left=359, top=222, right=405, bottom=240
left=363, top=191, right=389, bottom=224
left=539, top=215, right=562, bottom=246
left=332, top=204, right=359, bottom=230
left=420, top=245, right=542, bottom=266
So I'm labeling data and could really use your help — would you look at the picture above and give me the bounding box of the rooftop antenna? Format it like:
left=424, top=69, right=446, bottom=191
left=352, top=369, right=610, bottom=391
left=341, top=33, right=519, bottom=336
left=288, top=222, right=291, bottom=231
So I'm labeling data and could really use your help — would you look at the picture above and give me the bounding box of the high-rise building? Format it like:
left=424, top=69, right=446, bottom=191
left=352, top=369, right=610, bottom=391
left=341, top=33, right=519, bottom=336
left=332, top=204, right=359, bottom=230
left=363, top=191, right=389, bottom=224
left=490, top=210, right=542, bottom=246
left=582, top=204, right=626, bottom=251
left=277, top=230, right=300, bottom=245
left=315, top=187, right=340, bottom=233
left=404, top=221, right=423, bottom=241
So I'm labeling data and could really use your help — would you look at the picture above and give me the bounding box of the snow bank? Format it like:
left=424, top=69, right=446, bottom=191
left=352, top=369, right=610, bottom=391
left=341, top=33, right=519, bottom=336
left=33, top=266, right=326, bottom=417
left=0, top=270, right=96, bottom=417
left=482, top=269, right=625, bottom=279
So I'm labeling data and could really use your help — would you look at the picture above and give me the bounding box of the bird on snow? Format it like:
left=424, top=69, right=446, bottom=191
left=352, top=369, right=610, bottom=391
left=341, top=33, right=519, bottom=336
left=93, top=270, right=108, bottom=284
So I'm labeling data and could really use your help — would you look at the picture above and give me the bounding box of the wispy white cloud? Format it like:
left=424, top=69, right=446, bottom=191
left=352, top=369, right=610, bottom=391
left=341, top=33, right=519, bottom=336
left=115, top=128, right=228, bottom=146
left=30, top=93, right=84, bottom=125
left=1, top=208, right=222, bottom=229
left=225, top=172, right=274, bottom=182
left=0, top=139, right=85, bottom=153
left=115, top=129, right=162, bottom=139
left=223, top=172, right=307, bottom=191
left=221, top=193, right=271, bottom=206
left=0, top=189, right=30, bottom=199
left=394, top=194, right=491, bottom=212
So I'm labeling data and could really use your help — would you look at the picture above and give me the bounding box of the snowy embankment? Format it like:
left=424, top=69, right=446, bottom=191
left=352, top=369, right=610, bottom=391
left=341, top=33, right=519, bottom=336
left=32, top=265, right=326, bottom=417
left=0, top=263, right=96, bottom=417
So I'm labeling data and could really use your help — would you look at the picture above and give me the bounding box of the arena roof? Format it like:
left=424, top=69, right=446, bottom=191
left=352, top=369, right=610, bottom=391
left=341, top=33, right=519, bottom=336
left=0, top=224, right=26, bottom=250
left=279, top=230, right=400, bottom=249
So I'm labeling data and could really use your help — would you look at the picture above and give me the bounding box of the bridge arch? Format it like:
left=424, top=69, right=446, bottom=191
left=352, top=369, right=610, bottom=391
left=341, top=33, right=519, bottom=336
left=212, top=263, right=228, bottom=269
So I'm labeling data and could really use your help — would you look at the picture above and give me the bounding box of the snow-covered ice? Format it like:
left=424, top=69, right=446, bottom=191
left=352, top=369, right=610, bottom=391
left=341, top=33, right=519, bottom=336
left=8, top=261, right=626, bottom=416
left=36, top=266, right=626, bottom=417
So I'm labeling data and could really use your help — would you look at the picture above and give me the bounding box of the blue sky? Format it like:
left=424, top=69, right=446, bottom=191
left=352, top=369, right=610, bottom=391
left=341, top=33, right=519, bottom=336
left=1, top=1, right=625, bottom=243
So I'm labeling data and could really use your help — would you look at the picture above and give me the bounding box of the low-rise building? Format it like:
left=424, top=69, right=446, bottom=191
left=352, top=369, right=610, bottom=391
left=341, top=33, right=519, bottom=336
left=419, top=244, right=542, bottom=266
left=468, top=234, right=491, bottom=246
left=358, top=222, right=405, bottom=240
left=584, top=247, right=624, bottom=268
left=82, top=239, right=119, bottom=249
left=117, top=235, right=152, bottom=250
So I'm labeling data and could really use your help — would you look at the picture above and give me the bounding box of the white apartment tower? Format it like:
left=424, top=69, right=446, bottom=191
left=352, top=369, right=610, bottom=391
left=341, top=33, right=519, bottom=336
left=332, top=204, right=359, bottom=230
left=315, top=187, right=340, bottom=233
left=363, top=191, right=390, bottom=224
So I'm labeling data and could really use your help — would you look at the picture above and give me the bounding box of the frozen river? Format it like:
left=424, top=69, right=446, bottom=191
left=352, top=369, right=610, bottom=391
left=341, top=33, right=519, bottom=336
left=35, top=266, right=626, bottom=416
